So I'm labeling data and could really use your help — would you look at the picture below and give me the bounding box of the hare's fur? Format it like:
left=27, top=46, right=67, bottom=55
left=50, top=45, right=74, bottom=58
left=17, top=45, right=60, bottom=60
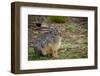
left=33, top=27, right=62, bottom=58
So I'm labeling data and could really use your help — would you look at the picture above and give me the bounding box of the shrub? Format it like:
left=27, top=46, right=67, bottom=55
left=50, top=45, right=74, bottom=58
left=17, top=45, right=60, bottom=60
left=48, top=16, right=67, bottom=23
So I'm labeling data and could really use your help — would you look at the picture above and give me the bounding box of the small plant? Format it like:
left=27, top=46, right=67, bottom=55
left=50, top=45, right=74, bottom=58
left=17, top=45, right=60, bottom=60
left=66, top=24, right=77, bottom=32
left=48, top=16, right=67, bottom=23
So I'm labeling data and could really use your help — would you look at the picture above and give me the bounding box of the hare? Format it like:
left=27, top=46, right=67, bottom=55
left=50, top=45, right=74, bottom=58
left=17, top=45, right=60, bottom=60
left=33, top=25, right=62, bottom=58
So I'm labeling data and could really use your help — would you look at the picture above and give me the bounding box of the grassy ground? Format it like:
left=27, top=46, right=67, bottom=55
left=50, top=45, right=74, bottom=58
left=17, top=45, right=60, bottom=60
left=28, top=22, right=88, bottom=61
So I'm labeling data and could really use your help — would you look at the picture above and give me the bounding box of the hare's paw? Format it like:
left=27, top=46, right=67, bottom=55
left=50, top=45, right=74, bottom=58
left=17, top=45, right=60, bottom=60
left=41, top=50, right=48, bottom=56
left=52, top=51, right=59, bottom=59
left=53, top=55, right=60, bottom=59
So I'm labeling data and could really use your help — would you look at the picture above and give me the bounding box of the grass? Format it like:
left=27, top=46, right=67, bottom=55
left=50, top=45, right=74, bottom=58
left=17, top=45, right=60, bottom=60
left=65, top=23, right=77, bottom=32
left=28, top=48, right=52, bottom=60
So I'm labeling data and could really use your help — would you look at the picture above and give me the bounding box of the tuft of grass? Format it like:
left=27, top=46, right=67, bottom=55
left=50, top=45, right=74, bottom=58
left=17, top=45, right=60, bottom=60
left=65, top=24, right=77, bottom=32
left=28, top=48, right=53, bottom=60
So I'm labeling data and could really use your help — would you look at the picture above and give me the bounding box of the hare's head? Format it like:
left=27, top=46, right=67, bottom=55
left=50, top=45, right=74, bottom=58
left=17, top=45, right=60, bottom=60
left=48, top=24, right=62, bottom=36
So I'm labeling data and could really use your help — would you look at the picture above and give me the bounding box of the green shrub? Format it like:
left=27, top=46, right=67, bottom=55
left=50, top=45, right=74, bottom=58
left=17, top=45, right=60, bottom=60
left=48, top=16, right=67, bottom=23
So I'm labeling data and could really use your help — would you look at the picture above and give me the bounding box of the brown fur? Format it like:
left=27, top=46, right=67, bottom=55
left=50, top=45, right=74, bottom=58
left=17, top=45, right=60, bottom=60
left=41, top=37, right=61, bottom=58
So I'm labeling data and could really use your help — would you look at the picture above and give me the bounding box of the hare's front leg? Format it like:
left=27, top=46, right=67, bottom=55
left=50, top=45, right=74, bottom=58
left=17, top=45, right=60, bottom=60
left=52, top=50, right=59, bottom=59
left=41, top=49, right=47, bottom=56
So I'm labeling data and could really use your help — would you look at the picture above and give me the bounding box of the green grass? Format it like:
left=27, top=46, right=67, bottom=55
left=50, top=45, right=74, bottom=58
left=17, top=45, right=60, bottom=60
left=28, top=48, right=53, bottom=60
left=65, top=23, right=77, bottom=32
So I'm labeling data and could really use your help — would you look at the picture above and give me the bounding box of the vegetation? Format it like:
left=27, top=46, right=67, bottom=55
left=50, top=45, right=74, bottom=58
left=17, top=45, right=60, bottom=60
left=48, top=16, right=67, bottom=23
left=65, top=23, right=77, bottom=32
